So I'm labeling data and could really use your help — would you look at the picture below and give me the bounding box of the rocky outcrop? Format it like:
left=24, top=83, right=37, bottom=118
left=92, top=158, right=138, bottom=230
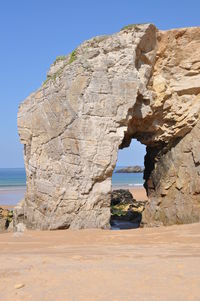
left=0, top=207, right=13, bottom=232
left=142, top=28, right=200, bottom=226
left=143, top=119, right=200, bottom=226
left=13, top=200, right=26, bottom=227
left=111, top=189, right=145, bottom=228
left=111, top=189, right=146, bottom=223
left=111, top=189, right=137, bottom=206
left=17, top=24, right=200, bottom=229
left=115, top=166, right=144, bottom=173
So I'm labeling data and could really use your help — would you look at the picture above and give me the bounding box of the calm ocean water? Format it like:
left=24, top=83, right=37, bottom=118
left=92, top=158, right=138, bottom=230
left=0, top=168, right=26, bottom=188
left=112, top=169, right=144, bottom=187
left=0, top=167, right=144, bottom=205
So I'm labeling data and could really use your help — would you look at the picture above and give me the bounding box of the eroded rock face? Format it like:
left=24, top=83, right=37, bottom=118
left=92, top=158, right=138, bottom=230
left=17, top=24, right=200, bottom=229
left=142, top=28, right=200, bottom=226
left=142, top=119, right=200, bottom=226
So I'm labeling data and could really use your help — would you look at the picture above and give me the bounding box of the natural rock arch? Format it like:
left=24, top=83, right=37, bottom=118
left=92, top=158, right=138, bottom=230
left=16, top=24, right=200, bottom=229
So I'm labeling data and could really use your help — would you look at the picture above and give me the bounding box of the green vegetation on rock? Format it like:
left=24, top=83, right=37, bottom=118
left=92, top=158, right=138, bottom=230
left=121, top=23, right=148, bottom=31
left=111, top=205, right=128, bottom=216
left=53, top=55, right=66, bottom=65
left=69, top=49, right=77, bottom=64
left=43, top=68, right=64, bottom=86
left=43, top=49, right=78, bottom=86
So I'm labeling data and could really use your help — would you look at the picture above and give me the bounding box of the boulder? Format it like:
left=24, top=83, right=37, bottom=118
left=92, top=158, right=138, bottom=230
left=111, top=189, right=136, bottom=206
left=0, top=207, right=13, bottom=232
left=111, top=189, right=147, bottom=225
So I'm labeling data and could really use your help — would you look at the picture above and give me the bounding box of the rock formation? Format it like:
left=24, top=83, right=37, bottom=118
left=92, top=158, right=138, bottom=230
left=115, top=166, right=144, bottom=173
left=0, top=207, right=13, bottom=232
left=17, top=24, right=200, bottom=229
left=110, top=189, right=146, bottom=228
left=142, top=27, right=200, bottom=226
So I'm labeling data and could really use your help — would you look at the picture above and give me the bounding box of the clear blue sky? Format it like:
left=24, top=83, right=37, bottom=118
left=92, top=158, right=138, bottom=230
left=0, top=0, right=199, bottom=168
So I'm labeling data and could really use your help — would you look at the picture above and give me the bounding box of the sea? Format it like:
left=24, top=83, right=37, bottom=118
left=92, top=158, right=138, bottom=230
left=0, top=167, right=144, bottom=206
left=112, top=168, right=144, bottom=187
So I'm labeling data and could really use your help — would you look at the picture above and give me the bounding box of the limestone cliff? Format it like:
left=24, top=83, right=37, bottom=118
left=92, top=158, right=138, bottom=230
left=142, top=27, right=200, bottom=225
left=17, top=24, right=200, bottom=229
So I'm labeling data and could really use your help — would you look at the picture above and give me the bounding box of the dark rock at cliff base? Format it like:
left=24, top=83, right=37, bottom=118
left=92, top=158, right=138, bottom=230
left=111, top=189, right=135, bottom=206
left=111, top=189, right=147, bottom=225
left=115, top=166, right=144, bottom=173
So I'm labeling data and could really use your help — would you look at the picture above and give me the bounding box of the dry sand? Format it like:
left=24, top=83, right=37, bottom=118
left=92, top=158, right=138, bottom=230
left=112, top=186, right=147, bottom=201
left=1, top=223, right=200, bottom=301
left=129, top=186, right=147, bottom=201
left=1, top=187, right=199, bottom=300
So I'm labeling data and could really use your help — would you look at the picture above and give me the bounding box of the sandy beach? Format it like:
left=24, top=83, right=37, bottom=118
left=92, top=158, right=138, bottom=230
left=112, top=185, right=147, bottom=201
left=0, top=222, right=200, bottom=301
left=129, top=186, right=147, bottom=201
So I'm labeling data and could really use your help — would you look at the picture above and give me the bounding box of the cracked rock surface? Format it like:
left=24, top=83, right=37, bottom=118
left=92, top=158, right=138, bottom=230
left=17, top=24, right=200, bottom=229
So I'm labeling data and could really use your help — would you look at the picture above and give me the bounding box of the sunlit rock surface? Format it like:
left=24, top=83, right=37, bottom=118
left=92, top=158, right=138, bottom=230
left=17, top=24, right=200, bottom=229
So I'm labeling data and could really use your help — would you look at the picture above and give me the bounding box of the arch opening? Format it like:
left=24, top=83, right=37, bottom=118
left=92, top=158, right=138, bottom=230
left=111, top=139, right=148, bottom=230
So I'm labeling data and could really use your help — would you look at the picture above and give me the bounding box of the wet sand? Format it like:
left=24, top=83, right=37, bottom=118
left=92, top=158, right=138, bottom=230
left=0, top=187, right=147, bottom=210
left=0, top=187, right=25, bottom=207
left=0, top=223, right=200, bottom=301
left=0, top=205, right=14, bottom=210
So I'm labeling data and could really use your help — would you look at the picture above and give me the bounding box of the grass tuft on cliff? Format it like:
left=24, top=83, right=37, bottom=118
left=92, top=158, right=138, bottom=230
left=43, top=69, right=64, bottom=86
left=69, top=49, right=77, bottom=64
left=53, top=55, right=66, bottom=65
left=43, top=50, right=78, bottom=86
left=121, top=23, right=148, bottom=31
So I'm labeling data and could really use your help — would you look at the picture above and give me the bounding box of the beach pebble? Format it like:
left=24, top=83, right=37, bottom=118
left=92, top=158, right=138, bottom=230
left=16, top=222, right=26, bottom=233
left=14, top=283, right=25, bottom=289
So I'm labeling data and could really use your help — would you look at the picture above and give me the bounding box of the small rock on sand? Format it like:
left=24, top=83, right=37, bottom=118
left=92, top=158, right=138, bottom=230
left=16, top=222, right=26, bottom=233
left=14, top=283, right=25, bottom=289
